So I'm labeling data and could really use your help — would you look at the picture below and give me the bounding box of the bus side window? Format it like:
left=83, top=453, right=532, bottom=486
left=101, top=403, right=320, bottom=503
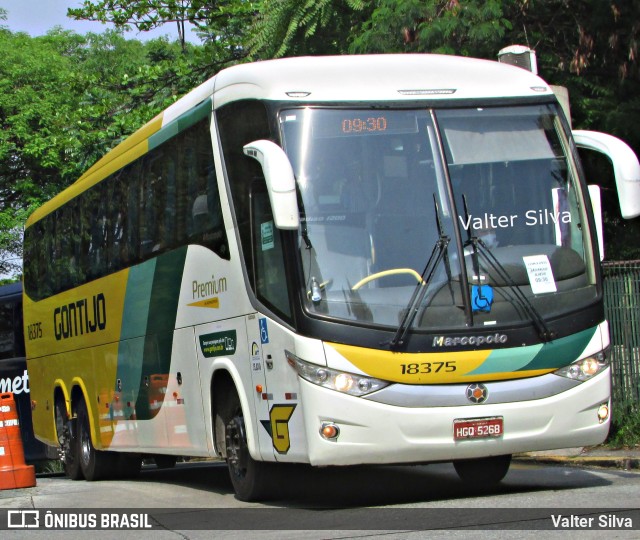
left=251, top=183, right=292, bottom=319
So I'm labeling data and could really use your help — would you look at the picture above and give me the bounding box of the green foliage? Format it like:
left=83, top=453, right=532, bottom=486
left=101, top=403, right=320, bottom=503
left=606, top=406, right=640, bottom=448
left=249, top=0, right=371, bottom=58
left=0, top=206, right=32, bottom=275
left=34, top=459, right=65, bottom=475
left=0, top=28, right=228, bottom=278
left=1, top=0, right=640, bottom=266
left=352, top=0, right=512, bottom=57
left=68, top=0, right=257, bottom=53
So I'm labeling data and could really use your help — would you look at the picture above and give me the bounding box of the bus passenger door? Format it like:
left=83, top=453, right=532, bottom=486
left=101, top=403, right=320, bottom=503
left=248, top=182, right=303, bottom=462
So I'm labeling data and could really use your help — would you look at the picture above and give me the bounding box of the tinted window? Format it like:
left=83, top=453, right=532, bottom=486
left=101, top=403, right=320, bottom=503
left=25, top=116, right=228, bottom=301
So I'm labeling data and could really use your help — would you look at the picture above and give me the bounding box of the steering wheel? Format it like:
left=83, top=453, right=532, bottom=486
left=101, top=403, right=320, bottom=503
left=352, top=268, right=424, bottom=290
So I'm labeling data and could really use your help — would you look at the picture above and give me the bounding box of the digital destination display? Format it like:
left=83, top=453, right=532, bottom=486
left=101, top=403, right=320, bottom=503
left=313, top=112, right=419, bottom=138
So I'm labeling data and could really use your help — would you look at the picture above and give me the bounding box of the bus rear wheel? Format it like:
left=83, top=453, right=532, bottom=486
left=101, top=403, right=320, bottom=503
left=76, top=398, right=118, bottom=481
left=225, top=411, right=273, bottom=502
left=55, top=397, right=83, bottom=480
left=154, top=455, right=178, bottom=469
left=453, top=454, right=512, bottom=487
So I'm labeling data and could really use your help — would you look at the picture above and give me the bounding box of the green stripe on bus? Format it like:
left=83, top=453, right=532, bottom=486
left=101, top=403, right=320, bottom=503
left=134, top=246, right=188, bottom=419
left=519, top=326, right=597, bottom=371
left=468, top=326, right=597, bottom=376
left=148, top=98, right=212, bottom=151
left=114, top=259, right=157, bottom=422
left=467, top=343, right=544, bottom=376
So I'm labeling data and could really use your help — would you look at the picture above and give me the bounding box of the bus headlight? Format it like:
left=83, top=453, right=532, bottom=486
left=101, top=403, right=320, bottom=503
left=285, top=351, right=389, bottom=397
left=554, top=350, right=609, bottom=382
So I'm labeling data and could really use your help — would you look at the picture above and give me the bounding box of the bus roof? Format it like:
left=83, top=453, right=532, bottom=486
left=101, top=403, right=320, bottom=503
left=27, top=54, right=555, bottom=226
left=212, top=54, right=553, bottom=107
left=162, top=54, right=553, bottom=125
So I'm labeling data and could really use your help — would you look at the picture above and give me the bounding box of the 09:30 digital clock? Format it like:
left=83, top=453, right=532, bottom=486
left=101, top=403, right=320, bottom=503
left=341, top=116, right=388, bottom=133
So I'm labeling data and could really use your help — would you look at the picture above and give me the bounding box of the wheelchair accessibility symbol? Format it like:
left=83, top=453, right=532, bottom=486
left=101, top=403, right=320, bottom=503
left=259, top=318, right=269, bottom=344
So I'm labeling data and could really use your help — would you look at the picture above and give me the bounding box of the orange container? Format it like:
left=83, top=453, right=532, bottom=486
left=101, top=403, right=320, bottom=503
left=0, top=392, right=36, bottom=490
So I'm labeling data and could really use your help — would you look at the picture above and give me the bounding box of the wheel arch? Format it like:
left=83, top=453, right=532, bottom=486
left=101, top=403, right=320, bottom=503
left=52, top=382, right=70, bottom=444
left=67, top=380, right=100, bottom=449
left=209, top=363, right=258, bottom=460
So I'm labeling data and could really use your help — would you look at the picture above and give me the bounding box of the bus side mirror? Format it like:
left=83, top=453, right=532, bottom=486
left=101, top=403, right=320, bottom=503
left=573, top=130, right=640, bottom=219
left=243, top=140, right=300, bottom=230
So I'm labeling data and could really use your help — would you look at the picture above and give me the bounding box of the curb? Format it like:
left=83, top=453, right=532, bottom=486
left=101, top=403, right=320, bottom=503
left=515, top=454, right=640, bottom=470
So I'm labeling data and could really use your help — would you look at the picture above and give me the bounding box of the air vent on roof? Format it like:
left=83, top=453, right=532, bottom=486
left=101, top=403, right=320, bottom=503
left=498, top=45, right=538, bottom=75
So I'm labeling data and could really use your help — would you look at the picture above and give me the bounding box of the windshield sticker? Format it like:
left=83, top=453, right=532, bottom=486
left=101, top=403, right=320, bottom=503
left=472, top=285, right=494, bottom=313
left=523, top=255, right=557, bottom=294
left=261, top=221, right=275, bottom=251
left=199, top=330, right=237, bottom=357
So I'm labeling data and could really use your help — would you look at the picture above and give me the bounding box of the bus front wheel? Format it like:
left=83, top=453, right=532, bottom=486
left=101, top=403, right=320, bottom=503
left=225, top=411, right=273, bottom=502
left=453, top=454, right=512, bottom=486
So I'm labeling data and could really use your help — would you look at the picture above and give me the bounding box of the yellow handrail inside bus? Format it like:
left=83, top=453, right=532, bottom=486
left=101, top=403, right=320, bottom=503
left=352, top=268, right=424, bottom=290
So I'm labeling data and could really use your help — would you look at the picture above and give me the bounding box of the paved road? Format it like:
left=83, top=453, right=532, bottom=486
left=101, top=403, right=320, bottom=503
left=1, top=459, right=639, bottom=538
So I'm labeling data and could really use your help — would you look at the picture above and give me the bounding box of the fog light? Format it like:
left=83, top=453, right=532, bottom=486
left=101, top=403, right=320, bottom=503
left=320, top=422, right=340, bottom=440
left=597, top=403, right=610, bottom=423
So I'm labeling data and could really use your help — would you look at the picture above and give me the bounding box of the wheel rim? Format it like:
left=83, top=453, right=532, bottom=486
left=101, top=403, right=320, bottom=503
left=80, top=419, right=92, bottom=467
left=226, top=416, right=248, bottom=479
left=55, top=403, right=71, bottom=462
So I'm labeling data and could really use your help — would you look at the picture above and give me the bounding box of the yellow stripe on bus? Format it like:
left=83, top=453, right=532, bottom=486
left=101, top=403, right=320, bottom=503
left=326, top=342, right=491, bottom=384
left=326, top=342, right=557, bottom=384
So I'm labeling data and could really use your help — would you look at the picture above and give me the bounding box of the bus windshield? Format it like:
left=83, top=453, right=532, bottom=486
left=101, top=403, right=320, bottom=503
left=280, top=104, right=596, bottom=331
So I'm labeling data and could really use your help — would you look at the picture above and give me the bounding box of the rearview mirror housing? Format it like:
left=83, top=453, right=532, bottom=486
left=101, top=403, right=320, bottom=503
left=243, top=140, right=299, bottom=230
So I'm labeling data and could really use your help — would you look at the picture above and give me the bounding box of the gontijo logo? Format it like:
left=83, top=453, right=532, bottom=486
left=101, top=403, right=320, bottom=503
left=53, top=293, right=107, bottom=341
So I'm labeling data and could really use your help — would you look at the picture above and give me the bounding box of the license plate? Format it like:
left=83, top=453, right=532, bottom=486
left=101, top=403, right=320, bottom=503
left=453, top=417, right=503, bottom=440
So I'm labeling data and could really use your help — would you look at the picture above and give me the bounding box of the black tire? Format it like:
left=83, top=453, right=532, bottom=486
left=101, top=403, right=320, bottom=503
left=76, top=398, right=118, bottom=481
left=55, top=397, right=83, bottom=480
left=224, top=406, right=273, bottom=502
left=116, top=453, right=142, bottom=479
left=154, top=455, right=178, bottom=469
left=453, top=454, right=512, bottom=486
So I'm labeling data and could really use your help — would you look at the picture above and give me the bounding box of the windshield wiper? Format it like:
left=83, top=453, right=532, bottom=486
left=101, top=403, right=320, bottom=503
left=385, top=196, right=450, bottom=350
left=462, top=195, right=556, bottom=343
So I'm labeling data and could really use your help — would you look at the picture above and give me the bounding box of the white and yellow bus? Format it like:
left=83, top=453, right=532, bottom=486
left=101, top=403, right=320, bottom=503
left=23, top=54, right=640, bottom=501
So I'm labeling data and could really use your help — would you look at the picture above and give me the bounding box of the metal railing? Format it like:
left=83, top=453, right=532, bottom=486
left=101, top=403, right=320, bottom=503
left=602, top=260, right=640, bottom=411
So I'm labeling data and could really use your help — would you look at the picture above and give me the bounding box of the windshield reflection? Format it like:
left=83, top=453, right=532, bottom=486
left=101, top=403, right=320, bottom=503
left=279, top=105, right=596, bottom=333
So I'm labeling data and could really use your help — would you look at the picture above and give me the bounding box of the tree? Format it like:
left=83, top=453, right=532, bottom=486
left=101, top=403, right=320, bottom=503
left=0, top=28, right=208, bottom=277
left=68, top=0, right=257, bottom=54
left=249, top=0, right=370, bottom=59
left=0, top=206, right=30, bottom=277
left=350, top=0, right=640, bottom=259
left=351, top=0, right=512, bottom=57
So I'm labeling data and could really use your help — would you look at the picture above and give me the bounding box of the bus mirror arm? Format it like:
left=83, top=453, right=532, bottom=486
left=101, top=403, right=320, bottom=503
left=588, top=184, right=604, bottom=261
left=573, top=130, right=640, bottom=219
left=243, top=140, right=300, bottom=230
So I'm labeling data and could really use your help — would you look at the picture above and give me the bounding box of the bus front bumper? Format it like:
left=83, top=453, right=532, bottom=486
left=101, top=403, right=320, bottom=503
left=298, top=370, right=611, bottom=467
